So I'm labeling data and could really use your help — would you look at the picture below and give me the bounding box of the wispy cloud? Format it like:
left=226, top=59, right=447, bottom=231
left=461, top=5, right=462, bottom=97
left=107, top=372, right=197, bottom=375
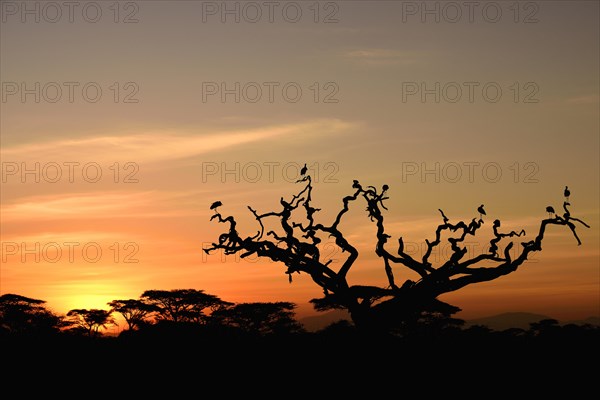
left=1, top=119, right=353, bottom=164
left=343, top=48, right=423, bottom=66
left=566, top=94, right=599, bottom=104
left=0, top=190, right=202, bottom=222
left=0, top=230, right=139, bottom=244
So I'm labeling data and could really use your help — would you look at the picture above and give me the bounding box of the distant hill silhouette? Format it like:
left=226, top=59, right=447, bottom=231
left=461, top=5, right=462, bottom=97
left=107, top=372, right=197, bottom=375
left=465, top=312, right=550, bottom=330
left=465, top=312, right=600, bottom=331
left=299, top=310, right=351, bottom=332
left=299, top=311, right=600, bottom=332
left=564, top=316, right=600, bottom=327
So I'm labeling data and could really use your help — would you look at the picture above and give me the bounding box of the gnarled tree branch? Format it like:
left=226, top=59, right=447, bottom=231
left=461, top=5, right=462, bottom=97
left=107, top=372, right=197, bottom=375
left=206, top=176, right=589, bottom=330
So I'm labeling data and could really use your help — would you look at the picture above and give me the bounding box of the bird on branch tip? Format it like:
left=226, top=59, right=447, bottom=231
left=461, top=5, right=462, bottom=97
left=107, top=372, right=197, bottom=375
left=300, top=163, right=308, bottom=176
left=546, top=206, right=555, bottom=218
left=477, top=204, right=486, bottom=219
left=352, top=180, right=360, bottom=189
left=210, top=201, right=222, bottom=211
left=564, top=186, right=570, bottom=202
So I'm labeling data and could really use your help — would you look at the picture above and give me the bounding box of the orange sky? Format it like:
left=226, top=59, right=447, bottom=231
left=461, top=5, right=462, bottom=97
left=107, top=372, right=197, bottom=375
left=1, top=1, right=598, bottom=323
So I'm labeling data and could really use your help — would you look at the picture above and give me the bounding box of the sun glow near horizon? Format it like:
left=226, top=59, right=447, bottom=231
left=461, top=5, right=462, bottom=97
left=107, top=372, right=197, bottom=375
left=1, top=1, right=598, bottom=324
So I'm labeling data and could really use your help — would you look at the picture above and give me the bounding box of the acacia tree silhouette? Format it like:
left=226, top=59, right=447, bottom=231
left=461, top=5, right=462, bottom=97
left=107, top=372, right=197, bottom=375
left=66, top=309, right=116, bottom=337
left=0, top=294, right=62, bottom=335
left=108, top=299, right=159, bottom=330
left=141, top=289, right=231, bottom=323
left=211, top=302, right=305, bottom=336
left=205, top=176, right=589, bottom=331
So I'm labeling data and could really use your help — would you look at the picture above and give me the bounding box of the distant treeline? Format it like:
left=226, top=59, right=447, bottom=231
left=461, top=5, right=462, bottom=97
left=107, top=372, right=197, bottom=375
left=2, top=290, right=600, bottom=384
left=1, top=290, right=598, bottom=345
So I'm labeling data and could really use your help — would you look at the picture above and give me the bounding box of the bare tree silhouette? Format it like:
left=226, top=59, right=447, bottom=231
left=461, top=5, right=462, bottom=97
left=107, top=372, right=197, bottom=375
left=206, top=176, right=590, bottom=331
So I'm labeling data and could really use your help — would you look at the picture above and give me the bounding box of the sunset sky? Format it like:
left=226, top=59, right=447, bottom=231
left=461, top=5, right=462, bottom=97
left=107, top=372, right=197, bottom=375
left=1, top=1, right=598, bottom=327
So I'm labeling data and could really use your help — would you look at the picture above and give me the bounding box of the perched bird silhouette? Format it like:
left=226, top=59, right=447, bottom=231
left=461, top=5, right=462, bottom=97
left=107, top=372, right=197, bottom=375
left=210, top=201, right=222, bottom=211
left=546, top=206, right=555, bottom=218
left=564, top=186, right=570, bottom=202
left=352, top=180, right=361, bottom=190
left=477, top=204, right=486, bottom=219
left=300, top=163, right=308, bottom=176
left=382, top=184, right=389, bottom=192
